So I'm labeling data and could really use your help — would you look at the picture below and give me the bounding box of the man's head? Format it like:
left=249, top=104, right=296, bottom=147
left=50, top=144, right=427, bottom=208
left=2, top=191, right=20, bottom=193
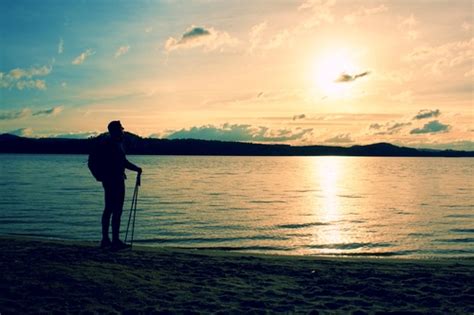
left=108, top=120, right=124, bottom=140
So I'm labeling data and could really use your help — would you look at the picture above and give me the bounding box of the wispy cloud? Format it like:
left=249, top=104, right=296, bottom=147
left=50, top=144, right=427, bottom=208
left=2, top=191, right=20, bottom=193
left=413, top=109, right=440, bottom=120
left=369, top=121, right=412, bottom=135
left=343, top=5, right=388, bottom=24
left=7, top=65, right=51, bottom=79
left=58, top=38, right=64, bottom=54
left=324, top=133, right=354, bottom=144
left=399, top=13, right=418, bottom=28
left=389, top=90, right=413, bottom=104
left=292, top=114, right=306, bottom=121
left=0, top=65, right=51, bottom=90
left=51, top=131, right=99, bottom=139
left=298, top=0, right=336, bottom=28
left=0, top=109, right=32, bottom=120
left=72, top=49, right=95, bottom=65
left=166, top=123, right=312, bottom=143
left=263, top=29, right=291, bottom=50
left=247, top=22, right=292, bottom=53
left=115, top=45, right=130, bottom=58
left=462, top=22, right=472, bottom=31
left=32, top=106, right=63, bottom=117
left=248, top=21, right=267, bottom=53
left=413, top=140, right=474, bottom=151
left=6, top=128, right=33, bottom=137
left=398, top=14, right=419, bottom=40
left=0, top=106, right=63, bottom=120
left=248, top=0, right=335, bottom=53
left=404, top=38, right=473, bottom=75
left=17, top=80, right=46, bottom=90
left=410, top=120, right=450, bottom=134
left=165, top=26, right=239, bottom=53
left=335, top=71, right=370, bottom=83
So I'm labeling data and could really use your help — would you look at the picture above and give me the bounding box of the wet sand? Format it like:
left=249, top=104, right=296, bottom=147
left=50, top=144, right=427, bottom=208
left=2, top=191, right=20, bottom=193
left=0, top=237, right=473, bottom=314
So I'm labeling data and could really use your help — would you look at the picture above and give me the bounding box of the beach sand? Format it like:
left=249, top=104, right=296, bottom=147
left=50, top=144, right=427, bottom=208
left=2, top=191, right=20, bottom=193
left=0, top=237, right=473, bottom=314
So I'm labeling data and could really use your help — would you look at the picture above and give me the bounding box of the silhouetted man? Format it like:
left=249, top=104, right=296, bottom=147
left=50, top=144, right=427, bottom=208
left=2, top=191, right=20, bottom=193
left=100, top=121, right=142, bottom=250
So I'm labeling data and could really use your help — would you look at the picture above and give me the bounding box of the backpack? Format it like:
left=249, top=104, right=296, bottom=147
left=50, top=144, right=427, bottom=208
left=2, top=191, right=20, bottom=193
left=88, top=141, right=106, bottom=182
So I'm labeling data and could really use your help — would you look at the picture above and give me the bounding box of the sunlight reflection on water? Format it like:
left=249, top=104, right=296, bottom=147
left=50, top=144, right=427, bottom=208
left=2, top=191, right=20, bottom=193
left=0, top=154, right=473, bottom=258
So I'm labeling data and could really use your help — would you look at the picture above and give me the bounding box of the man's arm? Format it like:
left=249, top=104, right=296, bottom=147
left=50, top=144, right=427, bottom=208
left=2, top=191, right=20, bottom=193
left=125, top=159, right=142, bottom=174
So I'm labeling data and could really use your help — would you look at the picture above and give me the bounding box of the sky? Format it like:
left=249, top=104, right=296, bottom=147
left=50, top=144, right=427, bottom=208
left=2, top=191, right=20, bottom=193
left=0, top=0, right=473, bottom=150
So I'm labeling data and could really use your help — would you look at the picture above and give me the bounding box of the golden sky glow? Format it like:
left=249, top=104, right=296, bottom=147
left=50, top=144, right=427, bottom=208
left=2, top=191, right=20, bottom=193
left=0, top=0, right=473, bottom=150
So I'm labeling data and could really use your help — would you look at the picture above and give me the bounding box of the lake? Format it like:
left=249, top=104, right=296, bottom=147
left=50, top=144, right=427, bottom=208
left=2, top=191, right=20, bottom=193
left=0, top=154, right=472, bottom=258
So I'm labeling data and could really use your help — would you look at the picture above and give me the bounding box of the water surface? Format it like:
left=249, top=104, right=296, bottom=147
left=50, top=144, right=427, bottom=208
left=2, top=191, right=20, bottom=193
left=0, top=154, right=472, bottom=258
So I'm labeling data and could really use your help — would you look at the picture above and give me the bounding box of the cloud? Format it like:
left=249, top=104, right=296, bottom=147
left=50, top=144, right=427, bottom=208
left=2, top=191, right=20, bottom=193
left=247, top=22, right=292, bottom=52
left=343, top=5, right=388, bottom=24
left=292, top=114, right=306, bottom=121
left=0, top=109, right=32, bottom=120
left=26, top=66, right=51, bottom=77
left=72, top=49, right=95, bottom=65
left=145, top=26, right=153, bottom=33
left=369, top=123, right=383, bottom=130
left=248, top=0, right=336, bottom=53
left=389, top=90, right=413, bottom=104
left=0, top=65, right=51, bottom=90
left=398, top=14, right=419, bottom=40
left=115, top=45, right=130, bottom=58
left=166, top=123, right=312, bottom=143
left=404, top=38, right=473, bottom=75
left=414, top=141, right=474, bottom=151
left=248, top=21, right=267, bottom=53
left=263, top=29, right=291, bottom=50
left=6, top=128, right=33, bottom=137
left=51, top=131, right=99, bottom=139
left=369, top=121, right=412, bottom=135
left=298, top=0, right=336, bottom=28
left=413, top=109, right=440, bottom=120
left=399, top=14, right=418, bottom=28
left=324, top=133, right=354, bottom=144
left=165, top=26, right=239, bottom=53
left=465, top=68, right=474, bottom=77
left=462, top=22, right=472, bottom=31
left=16, top=80, right=46, bottom=90
left=32, top=106, right=64, bottom=117
left=406, top=30, right=420, bottom=41
left=387, top=122, right=412, bottom=131
left=8, top=65, right=51, bottom=79
left=335, top=71, right=370, bottom=83
left=0, top=106, right=63, bottom=120
left=410, top=120, right=451, bottom=134
left=58, top=38, right=64, bottom=54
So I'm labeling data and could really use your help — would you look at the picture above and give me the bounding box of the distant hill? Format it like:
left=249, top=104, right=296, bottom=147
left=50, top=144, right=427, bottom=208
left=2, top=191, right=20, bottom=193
left=0, top=133, right=472, bottom=157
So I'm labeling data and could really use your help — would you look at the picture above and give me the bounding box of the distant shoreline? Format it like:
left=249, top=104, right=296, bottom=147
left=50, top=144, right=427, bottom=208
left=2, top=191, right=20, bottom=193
left=1, top=133, right=473, bottom=157
left=0, top=152, right=473, bottom=158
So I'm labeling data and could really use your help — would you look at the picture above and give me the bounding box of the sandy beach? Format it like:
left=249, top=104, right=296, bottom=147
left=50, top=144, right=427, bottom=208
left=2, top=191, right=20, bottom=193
left=0, top=237, right=473, bottom=314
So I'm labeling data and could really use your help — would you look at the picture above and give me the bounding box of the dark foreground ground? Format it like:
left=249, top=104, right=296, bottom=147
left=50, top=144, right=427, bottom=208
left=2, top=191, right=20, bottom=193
left=0, top=237, right=473, bottom=314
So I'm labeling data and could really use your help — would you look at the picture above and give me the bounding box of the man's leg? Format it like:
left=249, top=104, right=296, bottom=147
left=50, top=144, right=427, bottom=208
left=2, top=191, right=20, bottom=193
left=101, top=182, right=114, bottom=246
left=111, top=180, right=125, bottom=243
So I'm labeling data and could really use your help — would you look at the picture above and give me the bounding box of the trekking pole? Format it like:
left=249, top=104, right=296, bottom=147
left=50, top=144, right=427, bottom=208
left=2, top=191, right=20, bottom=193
left=125, top=174, right=140, bottom=248
left=130, top=174, right=140, bottom=249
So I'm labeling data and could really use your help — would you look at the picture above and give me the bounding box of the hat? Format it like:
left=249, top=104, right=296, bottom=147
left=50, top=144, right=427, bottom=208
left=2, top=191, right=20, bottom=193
left=107, top=120, right=124, bottom=133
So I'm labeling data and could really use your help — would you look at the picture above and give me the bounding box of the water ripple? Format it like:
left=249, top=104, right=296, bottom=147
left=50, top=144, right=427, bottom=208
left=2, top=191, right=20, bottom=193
left=450, top=229, right=474, bottom=233
left=307, top=242, right=393, bottom=250
left=436, top=238, right=474, bottom=243
left=276, top=222, right=330, bottom=229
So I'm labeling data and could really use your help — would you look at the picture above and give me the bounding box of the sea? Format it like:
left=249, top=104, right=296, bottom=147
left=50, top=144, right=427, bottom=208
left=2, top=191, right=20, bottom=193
left=0, top=154, right=472, bottom=258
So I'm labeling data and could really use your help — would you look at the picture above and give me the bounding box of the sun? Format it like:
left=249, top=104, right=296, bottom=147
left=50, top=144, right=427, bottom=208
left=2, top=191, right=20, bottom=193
left=313, top=50, right=358, bottom=98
